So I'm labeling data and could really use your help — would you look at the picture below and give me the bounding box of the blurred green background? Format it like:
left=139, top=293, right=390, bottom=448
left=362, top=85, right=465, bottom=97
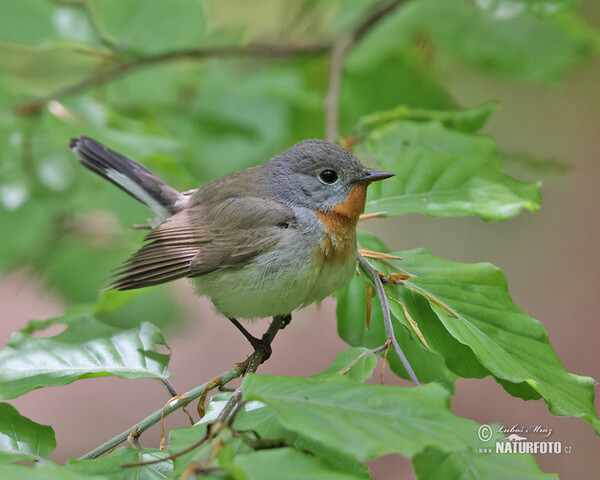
left=1, top=0, right=599, bottom=478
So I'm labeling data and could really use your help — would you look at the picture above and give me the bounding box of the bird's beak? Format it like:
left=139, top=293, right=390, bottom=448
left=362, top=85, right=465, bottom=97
left=359, top=169, right=395, bottom=184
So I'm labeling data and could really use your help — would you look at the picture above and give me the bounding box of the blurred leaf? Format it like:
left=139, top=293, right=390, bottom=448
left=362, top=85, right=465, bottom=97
left=242, top=375, right=480, bottom=460
left=342, top=50, right=455, bottom=133
left=94, top=0, right=206, bottom=54
left=95, top=289, right=180, bottom=330
left=550, top=11, right=600, bottom=55
left=356, top=101, right=498, bottom=136
left=390, top=247, right=600, bottom=434
left=51, top=5, right=97, bottom=44
left=0, top=461, right=107, bottom=480
left=0, top=313, right=171, bottom=399
left=499, top=151, right=573, bottom=181
left=352, top=0, right=587, bottom=81
left=0, top=201, right=54, bottom=270
left=314, top=347, right=377, bottom=382
left=0, top=42, right=104, bottom=103
left=0, top=1, right=56, bottom=44
left=475, top=0, right=576, bottom=17
left=230, top=448, right=365, bottom=480
left=0, top=403, right=55, bottom=463
left=45, top=242, right=129, bottom=303
left=413, top=445, right=557, bottom=480
left=19, top=304, right=92, bottom=335
left=364, top=121, right=540, bottom=221
left=66, top=447, right=172, bottom=480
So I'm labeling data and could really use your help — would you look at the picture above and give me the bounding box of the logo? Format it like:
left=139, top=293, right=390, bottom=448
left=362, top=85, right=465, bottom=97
left=477, top=424, right=493, bottom=442
left=477, top=423, right=573, bottom=455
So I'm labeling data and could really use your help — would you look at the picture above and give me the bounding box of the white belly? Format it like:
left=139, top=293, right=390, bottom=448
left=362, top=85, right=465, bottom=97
left=192, top=228, right=357, bottom=319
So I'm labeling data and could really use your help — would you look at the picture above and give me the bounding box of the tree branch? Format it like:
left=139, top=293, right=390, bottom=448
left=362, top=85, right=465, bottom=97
left=15, top=43, right=328, bottom=116
left=324, top=35, right=353, bottom=142
left=78, top=315, right=287, bottom=460
left=17, top=0, right=405, bottom=119
left=324, top=0, right=406, bottom=142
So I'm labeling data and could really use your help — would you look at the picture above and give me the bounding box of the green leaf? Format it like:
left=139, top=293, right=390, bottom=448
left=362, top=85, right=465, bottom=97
left=0, top=313, right=171, bottom=399
left=168, top=423, right=228, bottom=477
left=0, top=200, right=54, bottom=270
left=335, top=269, right=458, bottom=390
left=357, top=101, right=498, bottom=136
left=364, top=121, right=540, bottom=221
left=230, top=448, right=365, bottom=480
left=227, top=399, right=369, bottom=479
left=352, top=0, right=586, bottom=82
left=0, top=1, right=57, bottom=44
left=0, top=42, right=103, bottom=102
left=314, top=347, right=377, bottom=382
left=475, top=0, right=576, bottom=18
left=66, top=447, right=172, bottom=480
left=387, top=247, right=599, bottom=434
left=551, top=11, right=600, bottom=56
left=242, top=375, right=480, bottom=460
left=354, top=232, right=489, bottom=381
left=0, top=461, right=107, bottom=480
left=0, top=404, right=55, bottom=463
left=95, top=289, right=180, bottom=330
left=94, top=0, right=206, bottom=54
left=499, top=151, right=573, bottom=181
left=413, top=445, right=558, bottom=480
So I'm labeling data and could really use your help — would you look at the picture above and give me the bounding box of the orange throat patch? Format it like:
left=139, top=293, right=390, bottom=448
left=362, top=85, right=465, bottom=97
left=316, top=184, right=367, bottom=265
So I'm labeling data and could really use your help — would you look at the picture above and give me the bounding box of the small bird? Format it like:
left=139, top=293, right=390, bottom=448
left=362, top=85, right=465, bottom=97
left=69, top=137, right=393, bottom=353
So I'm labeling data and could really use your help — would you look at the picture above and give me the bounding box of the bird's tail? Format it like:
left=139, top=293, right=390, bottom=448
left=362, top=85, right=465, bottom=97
left=69, top=136, right=182, bottom=221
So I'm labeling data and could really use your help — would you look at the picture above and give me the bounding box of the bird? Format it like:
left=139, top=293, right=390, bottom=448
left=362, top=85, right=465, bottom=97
left=69, top=136, right=394, bottom=355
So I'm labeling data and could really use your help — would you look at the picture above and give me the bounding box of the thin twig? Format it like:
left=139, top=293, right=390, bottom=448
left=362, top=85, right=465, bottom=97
left=324, top=35, right=353, bottom=142
left=121, top=315, right=287, bottom=467
left=358, top=252, right=419, bottom=385
left=15, top=43, right=328, bottom=116
left=18, top=0, right=406, bottom=118
left=160, top=378, right=178, bottom=397
left=324, top=0, right=407, bottom=142
left=80, top=315, right=287, bottom=461
left=78, top=364, right=243, bottom=460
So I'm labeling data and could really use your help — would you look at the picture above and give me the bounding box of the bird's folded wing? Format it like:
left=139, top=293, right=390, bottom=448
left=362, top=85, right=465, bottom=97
left=109, top=197, right=295, bottom=290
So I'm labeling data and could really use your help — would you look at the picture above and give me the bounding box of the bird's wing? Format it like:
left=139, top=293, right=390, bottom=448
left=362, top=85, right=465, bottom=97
left=109, top=197, right=295, bottom=290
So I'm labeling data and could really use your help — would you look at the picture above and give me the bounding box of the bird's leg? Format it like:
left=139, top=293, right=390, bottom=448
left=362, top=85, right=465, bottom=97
left=227, top=314, right=292, bottom=362
left=227, top=317, right=273, bottom=361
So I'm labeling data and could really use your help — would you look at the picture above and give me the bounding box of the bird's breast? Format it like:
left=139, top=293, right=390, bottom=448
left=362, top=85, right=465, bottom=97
left=315, top=183, right=366, bottom=265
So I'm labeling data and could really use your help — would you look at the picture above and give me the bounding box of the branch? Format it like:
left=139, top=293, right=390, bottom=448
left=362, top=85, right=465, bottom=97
left=78, top=315, right=287, bottom=460
left=324, top=0, right=406, bottom=142
left=15, top=43, right=328, bottom=116
left=324, top=35, right=353, bottom=142
left=214, top=315, right=287, bottom=423
left=358, top=252, right=420, bottom=386
left=18, top=0, right=405, bottom=119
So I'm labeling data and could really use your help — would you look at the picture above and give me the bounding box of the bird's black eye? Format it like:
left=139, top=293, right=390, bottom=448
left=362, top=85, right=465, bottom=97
left=319, top=169, right=338, bottom=184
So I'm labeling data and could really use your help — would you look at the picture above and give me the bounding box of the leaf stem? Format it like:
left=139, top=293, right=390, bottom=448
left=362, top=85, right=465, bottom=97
left=358, top=252, right=420, bottom=385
